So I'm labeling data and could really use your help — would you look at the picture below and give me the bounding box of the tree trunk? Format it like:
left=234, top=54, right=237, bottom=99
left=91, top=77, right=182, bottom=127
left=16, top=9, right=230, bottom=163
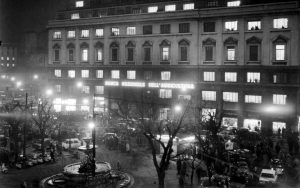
left=158, top=171, right=165, bottom=188
left=191, top=168, right=194, bottom=185
left=41, top=136, right=45, bottom=156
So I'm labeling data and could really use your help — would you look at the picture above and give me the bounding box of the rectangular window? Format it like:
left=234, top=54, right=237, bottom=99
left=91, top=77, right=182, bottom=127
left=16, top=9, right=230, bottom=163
left=273, top=73, right=287, bottom=84
left=160, top=24, right=170, bottom=34
left=55, top=85, right=61, bottom=93
left=227, top=1, right=241, bottom=7
left=225, top=72, right=237, bottom=82
left=204, top=72, right=215, bottom=81
left=273, top=94, right=287, bottom=105
left=179, top=23, right=190, bottom=33
left=54, top=49, right=60, bottom=61
left=276, top=45, right=285, bottom=61
left=53, top=31, right=61, bottom=39
left=76, top=1, right=84, bottom=7
left=273, top=18, right=288, bottom=29
left=81, top=49, right=88, bottom=61
left=68, top=70, right=75, bottom=78
left=207, top=0, right=218, bottom=7
left=204, top=22, right=215, bottom=32
left=111, top=48, right=118, bottom=61
left=81, top=29, right=89, bottom=38
left=223, top=92, right=238, bottom=102
left=165, top=5, right=176, bottom=12
left=159, top=89, right=172, bottom=98
left=82, top=85, right=90, bottom=94
left=148, top=6, right=158, bottom=13
left=95, top=29, right=104, bottom=37
left=54, top=69, right=61, bottom=77
left=202, top=91, right=216, bottom=101
left=144, top=47, right=151, bottom=61
left=111, top=27, right=120, bottom=36
left=127, top=48, right=134, bottom=61
left=71, top=13, right=80, bottom=19
left=227, top=46, right=236, bottom=61
left=69, top=49, right=74, bottom=61
left=96, top=70, right=103, bottom=78
left=205, top=46, right=213, bottom=61
left=127, top=70, right=136, bottom=80
left=180, top=46, right=188, bottom=61
left=132, top=8, right=141, bottom=14
left=159, top=108, right=170, bottom=120
left=183, top=3, right=194, bottom=10
left=143, top=25, right=152, bottom=35
left=96, top=49, right=103, bottom=61
left=162, top=47, right=169, bottom=61
left=144, top=71, right=152, bottom=80
left=126, top=27, right=136, bottom=35
left=249, top=45, right=259, bottom=61
left=248, top=21, right=261, bottom=30
left=161, top=71, right=171, bottom=80
left=95, top=86, right=104, bottom=94
left=81, top=70, right=89, bottom=78
left=67, top=30, right=76, bottom=38
left=247, top=72, right=260, bottom=83
left=225, top=21, right=238, bottom=31
left=111, top=70, right=120, bottom=79
left=245, top=95, right=262, bottom=104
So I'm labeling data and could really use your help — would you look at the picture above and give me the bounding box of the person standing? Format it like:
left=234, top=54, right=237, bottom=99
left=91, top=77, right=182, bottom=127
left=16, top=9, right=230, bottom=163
left=176, top=157, right=182, bottom=175
left=278, top=128, right=282, bottom=138
left=275, top=142, right=281, bottom=156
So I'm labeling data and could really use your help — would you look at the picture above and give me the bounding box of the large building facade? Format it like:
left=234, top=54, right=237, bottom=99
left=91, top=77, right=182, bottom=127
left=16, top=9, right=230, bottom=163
left=47, top=0, right=300, bottom=135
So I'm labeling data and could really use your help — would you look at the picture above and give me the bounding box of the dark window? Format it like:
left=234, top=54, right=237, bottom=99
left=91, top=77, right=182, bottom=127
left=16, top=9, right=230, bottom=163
left=160, top=24, right=170, bottom=34
left=127, top=48, right=134, bottom=61
left=205, top=46, right=213, bottom=61
left=69, top=49, right=74, bottom=61
left=144, top=71, right=152, bottom=80
left=132, top=8, right=141, bottom=14
left=179, top=23, right=190, bottom=33
left=204, top=22, right=215, bottom=32
left=144, top=47, right=151, bottom=61
left=143, top=25, right=152, bottom=35
left=54, top=49, right=59, bottom=61
left=249, top=45, right=258, bottom=61
left=207, top=0, right=218, bottom=7
left=273, top=73, right=287, bottom=84
left=111, top=48, right=118, bottom=61
left=180, top=46, right=188, bottom=61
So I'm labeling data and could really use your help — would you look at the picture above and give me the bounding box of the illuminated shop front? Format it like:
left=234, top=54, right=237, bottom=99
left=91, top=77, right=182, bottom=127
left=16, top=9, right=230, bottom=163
left=243, top=119, right=261, bottom=131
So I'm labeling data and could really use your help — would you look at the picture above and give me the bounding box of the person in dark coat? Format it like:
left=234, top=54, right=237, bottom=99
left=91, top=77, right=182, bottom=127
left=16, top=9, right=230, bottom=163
left=275, top=142, right=281, bottom=156
left=176, top=157, right=182, bottom=175
left=278, top=128, right=281, bottom=138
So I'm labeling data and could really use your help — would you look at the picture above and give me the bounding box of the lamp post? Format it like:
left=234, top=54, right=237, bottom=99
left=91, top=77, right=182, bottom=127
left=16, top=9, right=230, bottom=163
left=88, top=94, right=96, bottom=177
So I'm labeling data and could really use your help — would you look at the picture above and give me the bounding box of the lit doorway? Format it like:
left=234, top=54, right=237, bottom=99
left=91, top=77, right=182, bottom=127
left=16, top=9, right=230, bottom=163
left=222, top=117, right=238, bottom=129
left=243, top=119, right=261, bottom=131
left=272, top=122, right=286, bottom=134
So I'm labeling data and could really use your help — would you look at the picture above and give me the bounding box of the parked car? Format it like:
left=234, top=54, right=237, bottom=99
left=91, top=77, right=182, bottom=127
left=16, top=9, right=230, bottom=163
left=259, top=168, right=278, bottom=184
left=32, top=138, right=55, bottom=151
left=62, top=138, right=81, bottom=150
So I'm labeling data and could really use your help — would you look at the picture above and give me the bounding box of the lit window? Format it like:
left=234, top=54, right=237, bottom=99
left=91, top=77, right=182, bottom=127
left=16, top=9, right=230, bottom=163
left=96, top=48, right=103, bottom=61
left=126, top=27, right=136, bottom=35
left=273, top=18, right=288, bottom=29
left=67, top=30, right=76, bottom=38
left=275, top=45, right=285, bottom=61
left=202, top=91, right=216, bottom=101
left=248, top=21, right=261, bottom=30
left=68, top=70, right=76, bottom=78
left=203, top=72, right=215, bottom=81
left=81, top=49, right=88, bottom=61
left=159, top=89, right=172, bottom=98
left=273, top=94, right=286, bottom=105
left=81, top=29, right=89, bottom=38
left=225, top=21, right=238, bottom=31
left=161, top=71, right=171, bottom=80
left=81, top=106, right=89, bottom=112
left=12, top=64, right=15, bottom=67
left=71, top=13, right=80, bottom=19
left=247, top=72, right=260, bottom=83
left=81, top=70, right=89, bottom=78
left=227, top=46, right=236, bottom=61
left=7, top=57, right=9, bottom=61
left=223, top=92, right=238, bottom=102
left=162, top=47, right=169, bottom=61
left=111, top=28, right=120, bottom=36
left=183, top=3, right=194, bottom=10
left=53, top=31, right=62, bottom=39
left=148, top=6, right=158, bottom=13
left=66, top=105, right=76, bottom=111
left=95, top=86, right=104, bottom=94
left=54, top=69, right=61, bottom=77
left=75, top=1, right=84, bottom=7
left=165, top=5, right=176, bottom=12
left=12, top=57, right=15, bottom=61
left=159, top=108, right=170, bottom=120
left=1, top=57, right=4, bottom=60
left=127, top=70, right=136, bottom=80
left=178, top=95, right=191, bottom=100
left=96, top=70, right=103, bottom=78
left=95, top=29, right=104, bottom=37
left=82, top=85, right=90, bottom=94
left=55, top=85, right=61, bottom=93
left=224, top=72, right=237, bottom=82
left=111, top=70, right=120, bottom=79
left=227, top=1, right=240, bottom=7
left=202, top=108, right=216, bottom=121
left=245, top=95, right=262, bottom=104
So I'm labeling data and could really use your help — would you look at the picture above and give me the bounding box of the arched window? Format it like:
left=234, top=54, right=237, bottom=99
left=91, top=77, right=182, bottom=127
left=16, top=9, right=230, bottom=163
left=246, top=36, right=261, bottom=64
left=126, top=41, right=136, bottom=63
left=94, top=42, right=103, bottom=62
left=67, top=43, right=75, bottom=62
left=142, top=41, right=153, bottom=64
left=224, top=37, right=238, bottom=63
left=272, top=35, right=289, bottom=65
left=110, top=42, right=119, bottom=62
left=160, top=40, right=171, bottom=63
left=53, top=43, right=61, bottom=62
left=178, top=39, right=190, bottom=63
left=80, top=42, right=89, bottom=62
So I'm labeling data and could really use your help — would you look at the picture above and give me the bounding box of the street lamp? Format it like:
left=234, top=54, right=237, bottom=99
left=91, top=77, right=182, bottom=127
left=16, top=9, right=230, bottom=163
left=33, top=74, right=39, bottom=80
left=45, top=89, right=53, bottom=96
left=174, top=105, right=182, bottom=112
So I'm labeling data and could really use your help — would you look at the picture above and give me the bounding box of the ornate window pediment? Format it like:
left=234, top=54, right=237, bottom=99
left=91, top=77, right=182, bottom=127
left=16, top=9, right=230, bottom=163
left=143, top=41, right=153, bottom=47
left=179, top=39, right=190, bottom=46
left=224, top=37, right=238, bottom=45
left=203, top=38, right=216, bottom=45
left=126, top=41, right=136, bottom=47
left=246, top=36, right=261, bottom=44
left=273, top=35, right=288, bottom=43
left=110, top=41, right=119, bottom=48
left=80, top=42, right=89, bottom=48
left=53, top=43, right=61, bottom=49
left=160, top=40, right=171, bottom=46
left=94, top=41, right=103, bottom=48
left=67, top=43, right=75, bottom=49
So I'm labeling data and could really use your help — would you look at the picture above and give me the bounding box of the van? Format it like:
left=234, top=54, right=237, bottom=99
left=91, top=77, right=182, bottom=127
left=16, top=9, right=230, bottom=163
left=62, top=138, right=81, bottom=150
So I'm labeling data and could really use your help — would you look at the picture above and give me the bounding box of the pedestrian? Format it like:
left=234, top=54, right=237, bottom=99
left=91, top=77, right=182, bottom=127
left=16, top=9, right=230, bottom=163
left=275, top=142, right=281, bottom=156
left=176, top=156, right=182, bottom=175
left=278, top=128, right=281, bottom=138
left=282, top=128, right=286, bottom=138
left=116, top=161, right=121, bottom=171
left=196, top=167, right=201, bottom=184
left=50, top=147, right=55, bottom=162
left=180, top=160, right=187, bottom=185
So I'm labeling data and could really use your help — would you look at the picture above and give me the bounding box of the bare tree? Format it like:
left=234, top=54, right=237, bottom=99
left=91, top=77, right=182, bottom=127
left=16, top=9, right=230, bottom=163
left=31, top=99, right=55, bottom=155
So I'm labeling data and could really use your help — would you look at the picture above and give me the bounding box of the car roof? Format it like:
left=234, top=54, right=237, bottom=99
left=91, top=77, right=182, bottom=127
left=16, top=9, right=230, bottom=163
left=261, top=169, right=276, bottom=174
